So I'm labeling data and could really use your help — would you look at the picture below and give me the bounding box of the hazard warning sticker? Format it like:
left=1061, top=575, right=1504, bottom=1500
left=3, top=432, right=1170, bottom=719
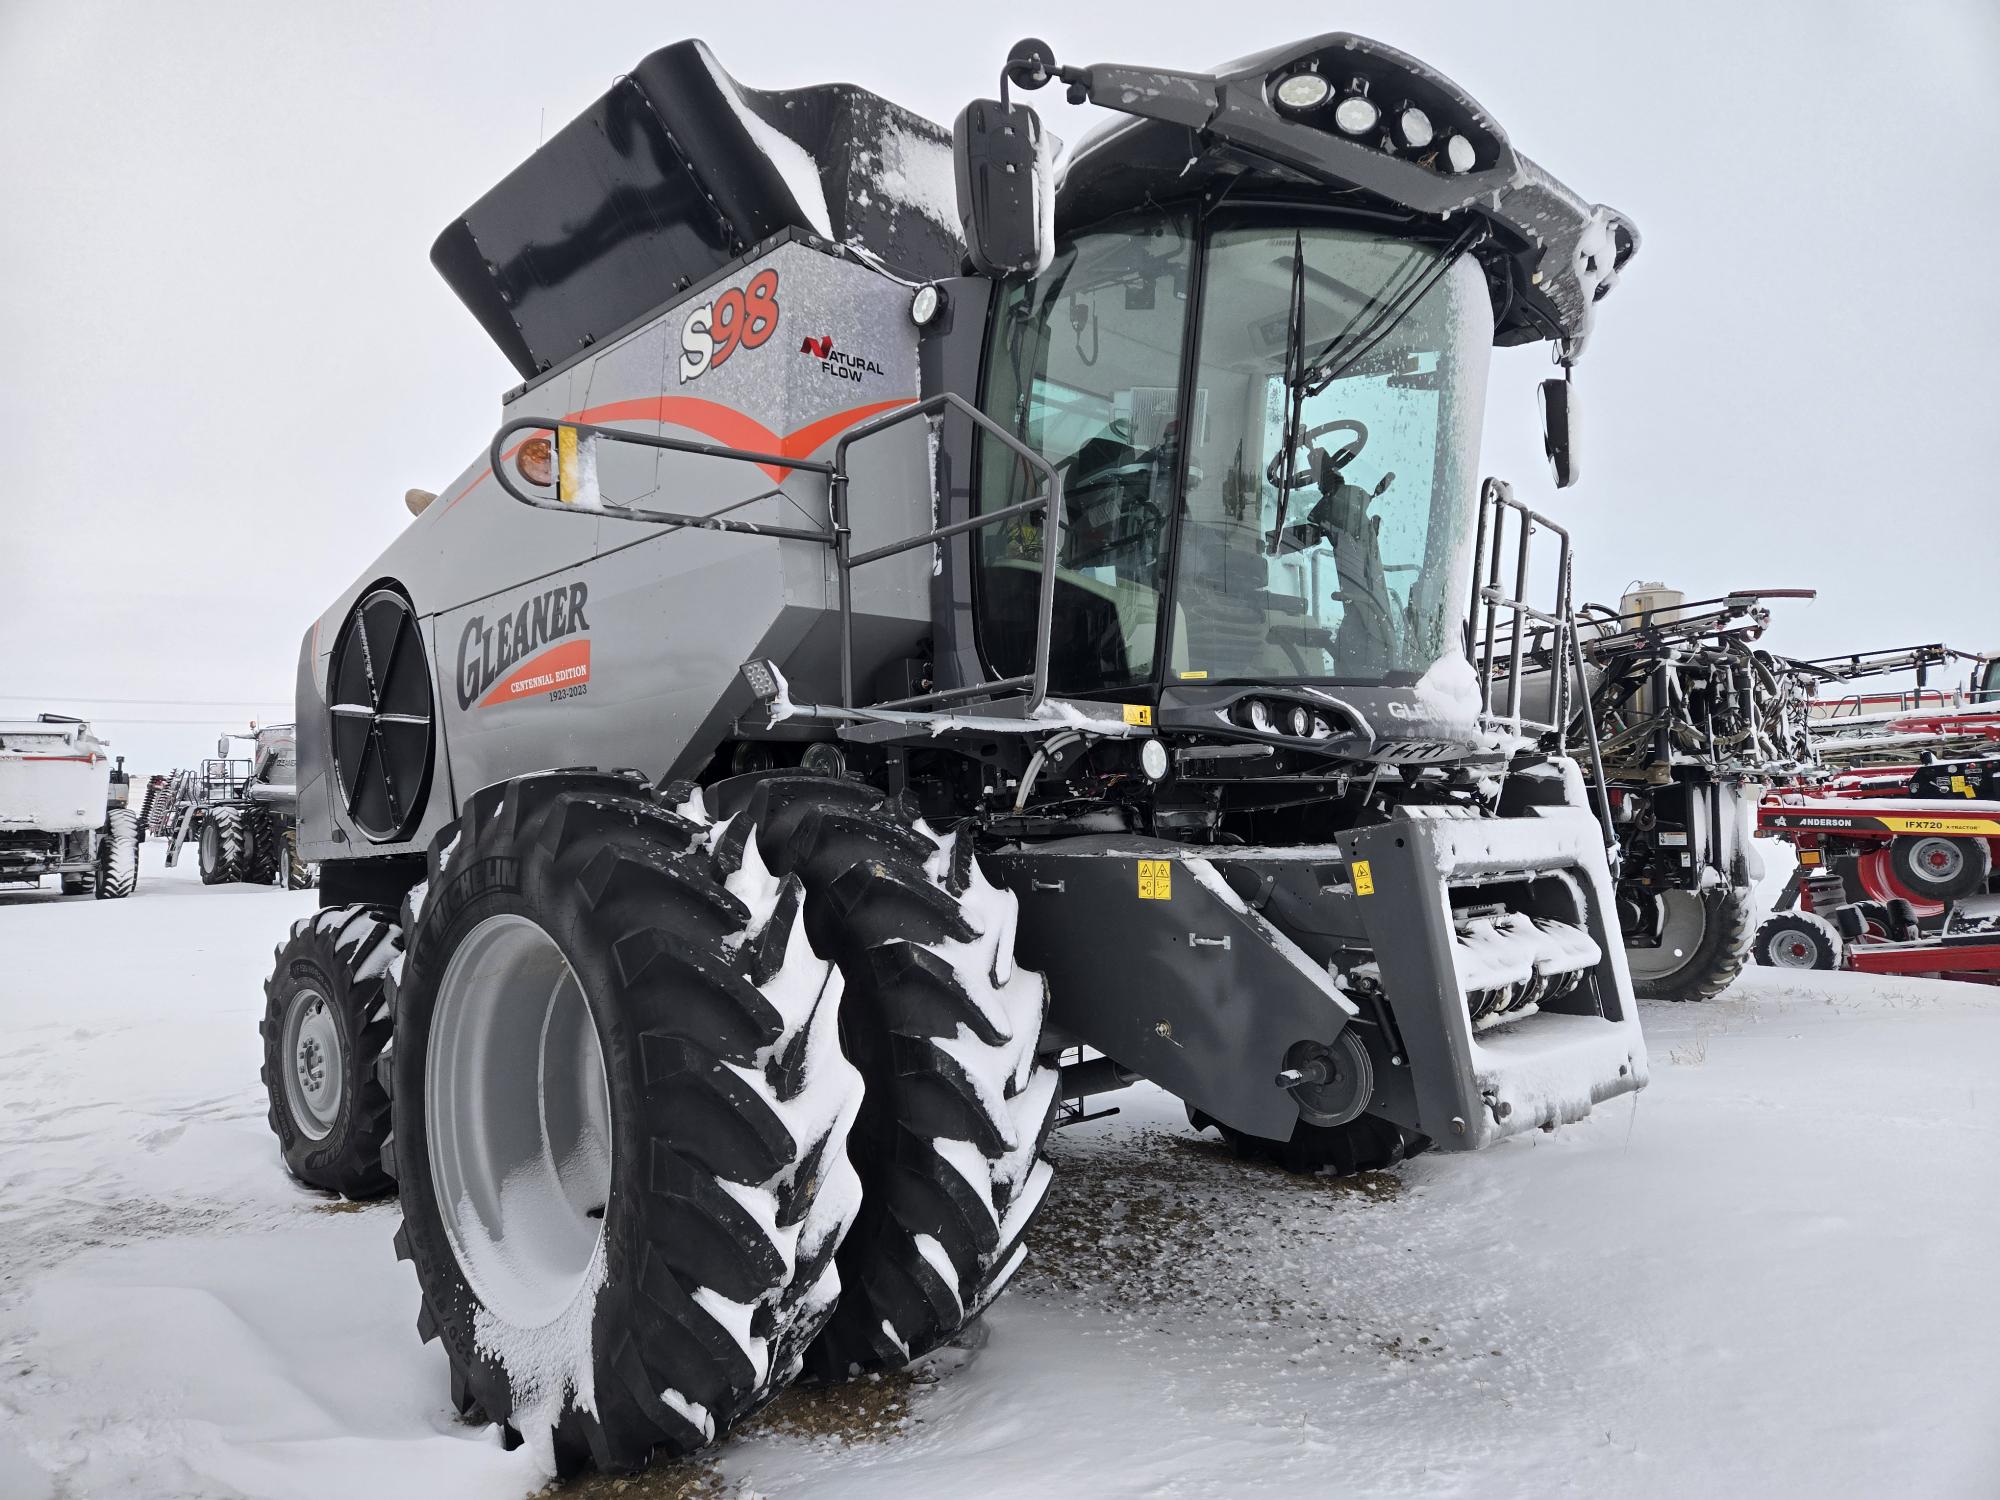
left=1137, top=859, right=1172, bottom=900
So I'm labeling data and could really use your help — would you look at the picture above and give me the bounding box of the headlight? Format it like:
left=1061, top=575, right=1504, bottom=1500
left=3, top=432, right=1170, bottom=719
left=1333, top=96, right=1380, bottom=136
left=1446, top=134, right=1477, bottom=173
left=1397, top=106, right=1433, bottom=149
left=1275, top=72, right=1331, bottom=111
left=1247, top=700, right=1277, bottom=734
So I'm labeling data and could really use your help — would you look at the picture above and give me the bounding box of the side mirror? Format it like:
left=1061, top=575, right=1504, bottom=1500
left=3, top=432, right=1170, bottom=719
left=1540, top=375, right=1579, bottom=489
left=217, top=734, right=232, bottom=759
left=953, top=97, right=1052, bottom=279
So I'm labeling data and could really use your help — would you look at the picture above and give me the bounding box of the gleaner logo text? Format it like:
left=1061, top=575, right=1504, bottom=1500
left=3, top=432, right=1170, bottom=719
left=456, top=582, right=591, bottom=710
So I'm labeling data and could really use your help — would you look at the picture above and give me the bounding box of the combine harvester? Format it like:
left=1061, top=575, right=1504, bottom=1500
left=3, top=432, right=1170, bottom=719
left=257, top=33, right=1647, bottom=1472
left=1755, top=644, right=2000, bottom=980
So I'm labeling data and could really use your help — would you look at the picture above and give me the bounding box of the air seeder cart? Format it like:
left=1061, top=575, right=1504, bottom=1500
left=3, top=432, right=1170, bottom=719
left=0, top=715, right=139, bottom=898
left=258, top=33, right=1647, bottom=1472
left=159, top=724, right=314, bottom=887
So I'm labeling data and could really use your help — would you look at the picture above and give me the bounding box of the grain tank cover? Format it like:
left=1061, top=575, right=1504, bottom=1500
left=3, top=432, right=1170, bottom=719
left=433, top=40, right=962, bottom=382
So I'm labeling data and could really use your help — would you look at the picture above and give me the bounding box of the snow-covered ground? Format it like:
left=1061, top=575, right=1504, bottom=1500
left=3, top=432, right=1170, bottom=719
left=2, top=845, right=1996, bottom=1498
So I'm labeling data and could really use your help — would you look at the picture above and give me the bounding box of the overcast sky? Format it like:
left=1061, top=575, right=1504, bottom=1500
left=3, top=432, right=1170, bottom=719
left=5, top=0, right=1997, bottom=774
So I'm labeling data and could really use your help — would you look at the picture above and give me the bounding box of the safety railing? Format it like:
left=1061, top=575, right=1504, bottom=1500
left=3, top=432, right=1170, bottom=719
left=1464, top=477, right=1616, bottom=857
left=489, top=393, right=1065, bottom=715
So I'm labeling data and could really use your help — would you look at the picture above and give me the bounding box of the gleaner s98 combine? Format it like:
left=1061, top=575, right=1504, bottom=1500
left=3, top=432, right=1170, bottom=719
left=260, top=34, right=1645, bottom=1473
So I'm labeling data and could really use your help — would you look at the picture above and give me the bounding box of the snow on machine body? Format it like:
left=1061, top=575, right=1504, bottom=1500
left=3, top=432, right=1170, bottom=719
left=1755, top=645, right=2000, bottom=980
left=265, top=34, right=1648, bottom=1472
left=0, top=715, right=139, bottom=897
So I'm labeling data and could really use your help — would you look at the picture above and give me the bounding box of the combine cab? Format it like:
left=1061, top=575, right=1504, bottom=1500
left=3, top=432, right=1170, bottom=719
left=260, top=34, right=1646, bottom=1473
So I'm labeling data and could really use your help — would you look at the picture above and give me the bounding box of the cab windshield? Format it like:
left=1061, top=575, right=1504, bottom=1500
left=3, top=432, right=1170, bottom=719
left=976, top=210, right=1492, bottom=693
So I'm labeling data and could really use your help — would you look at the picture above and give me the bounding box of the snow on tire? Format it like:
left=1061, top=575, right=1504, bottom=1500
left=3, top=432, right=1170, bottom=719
left=94, top=808, right=139, bottom=899
left=720, top=775, right=1058, bottom=1378
left=380, top=771, right=863, bottom=1475
left=259, top=904, right=398, bottom=1198
left=199, top=806, right=247, bottom=885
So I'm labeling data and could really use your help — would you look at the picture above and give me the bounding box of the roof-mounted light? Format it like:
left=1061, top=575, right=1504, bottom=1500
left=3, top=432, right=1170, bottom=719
left=1274, top=72, right=1331, bottom=111
left=1333, top=95, right=1380, bottom=136
left=1446, top=133, right=1478, bottom=173
left=1396, top=106, right=1434, bottom=150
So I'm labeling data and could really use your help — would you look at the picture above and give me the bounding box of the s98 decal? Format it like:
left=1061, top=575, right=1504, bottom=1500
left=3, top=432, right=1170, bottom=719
left=678, top=268, right=780, bottom=384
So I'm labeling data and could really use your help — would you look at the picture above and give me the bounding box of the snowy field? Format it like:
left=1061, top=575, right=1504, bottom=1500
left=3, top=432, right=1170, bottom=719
left=2, top=845, right=1996, bottom=1499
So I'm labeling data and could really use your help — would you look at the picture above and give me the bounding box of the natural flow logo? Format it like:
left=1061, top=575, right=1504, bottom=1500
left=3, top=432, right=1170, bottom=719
left=456, top=581, right=591, bottom=710
left=798, top=334, right=884, bottom=384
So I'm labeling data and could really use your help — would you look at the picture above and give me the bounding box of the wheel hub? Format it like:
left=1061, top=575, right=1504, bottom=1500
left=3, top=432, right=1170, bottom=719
left=427, top=913, right=612, bottom=1330
left=283, top=989, right=344, bottom=1140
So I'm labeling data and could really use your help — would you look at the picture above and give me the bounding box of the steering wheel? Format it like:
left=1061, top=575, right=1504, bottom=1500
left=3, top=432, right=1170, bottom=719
left=1265, top=418, right=1369, bottom=493
left=1067, top=491, right=1166, bottom=568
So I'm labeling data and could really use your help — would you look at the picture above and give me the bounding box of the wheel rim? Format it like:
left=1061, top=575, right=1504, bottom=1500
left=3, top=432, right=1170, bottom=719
left=283, top=987, right=344, bottom=1140
left=1910, top=838, right=1965, bottom=884
left=1770, top=930, right=1820, bottom=969
left=1624, top=889, right=1708, bottom=981
left=200, top=822, right=218, bottom=873
left=427, top=913, right=612, bottom=1329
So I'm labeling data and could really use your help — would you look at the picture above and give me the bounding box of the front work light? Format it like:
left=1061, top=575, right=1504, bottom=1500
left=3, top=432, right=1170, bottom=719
left=1333, top=96, right=1380, bottom=136
left=1275, top=72, right=1331, bottom=111
left=1446, top=134, right=1477, bottom=173
left=1397, top=106, right=1434, bottom=149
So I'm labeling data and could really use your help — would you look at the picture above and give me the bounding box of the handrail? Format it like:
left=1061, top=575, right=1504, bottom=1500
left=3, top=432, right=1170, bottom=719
left=484, top=392, right=1066, bottom=719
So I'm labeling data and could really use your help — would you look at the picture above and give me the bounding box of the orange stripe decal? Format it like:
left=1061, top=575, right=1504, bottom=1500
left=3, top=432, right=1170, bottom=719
left=439, top=395, right=912, bottom=515
left=477, top=638, right=591, bottom=709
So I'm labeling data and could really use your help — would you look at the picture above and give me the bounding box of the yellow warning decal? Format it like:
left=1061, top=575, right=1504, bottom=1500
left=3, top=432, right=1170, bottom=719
left=1951, top=774, right=1973, bottom=797
left=1122, top=703, right=1154, bottom=726
left=557, top=426, right=582, bottom=501
left=1352, top=859, right=1375, bottom=896
left=1137, top=859, right=1172, bottom=900
left=1879, top=815, right=2000, bottom=835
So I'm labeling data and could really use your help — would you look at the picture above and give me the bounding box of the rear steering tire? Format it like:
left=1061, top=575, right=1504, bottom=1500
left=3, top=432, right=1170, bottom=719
left=260, top=905, right=398, bottom=1198
left=720, top=775, right=1058, bottom=1379
left=383, top=771, right=863, bottom=1473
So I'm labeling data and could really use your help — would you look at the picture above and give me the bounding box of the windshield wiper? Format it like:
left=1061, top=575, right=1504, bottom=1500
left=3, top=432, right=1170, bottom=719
left=1298, top=220, right=1486, bottom=394
left=1266, top=230, right=1311, bottom=555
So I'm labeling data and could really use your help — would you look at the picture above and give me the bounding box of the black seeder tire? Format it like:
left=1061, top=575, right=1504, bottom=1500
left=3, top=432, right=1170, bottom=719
left=1627, top=884, right=1755, bottom=1003
left=1191, top=1107, right=1431, bottom=1176
left=199, top=807, right=247, bottom=884
left=1888, top=833, right=1991, bottom=903
left=61, top=872, right=94, bottom=896
left=94, top=809, right=139, bottom=900
left=283, top=826, right=316, bottom=890
left=260, top=905, right=398, bottom=1198
left=717, top=775, right=1059, bottom=1379
left=382, top=771, right=863, bottom=1474
left=1752, top=909, right=1842, bottom=971
left=246, top=809, right=282, bottom=885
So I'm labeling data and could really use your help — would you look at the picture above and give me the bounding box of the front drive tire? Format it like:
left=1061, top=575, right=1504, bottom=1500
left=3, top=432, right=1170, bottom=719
left=723, top=776, right=1059, bottom=1379
left=1626, top=884, right=1754, bottom=1002
left=383, top=772, right=863, bottom=1474
left=95, top=809, right=139, bottom=899
left=1753, top=909, right=1842, bottom=970
left=260, top=905, right=398, bottom=1198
